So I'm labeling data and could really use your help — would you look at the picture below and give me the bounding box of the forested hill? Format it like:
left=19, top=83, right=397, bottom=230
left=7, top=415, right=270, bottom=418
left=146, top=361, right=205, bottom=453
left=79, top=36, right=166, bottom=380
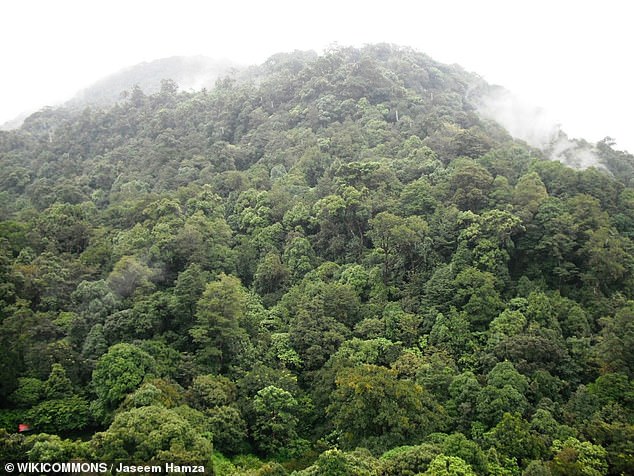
left=0, top=44, right=633, bottom=475
left=66, top=55, right=237, bottom=108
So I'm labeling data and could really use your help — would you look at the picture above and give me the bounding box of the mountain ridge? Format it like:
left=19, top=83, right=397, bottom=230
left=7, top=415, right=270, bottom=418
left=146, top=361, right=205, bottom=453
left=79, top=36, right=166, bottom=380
left=0, top=55, right=239, bottom=131
left=3, top=45, right=629, bottom=166
left=67, top=55, right=240, bottom=107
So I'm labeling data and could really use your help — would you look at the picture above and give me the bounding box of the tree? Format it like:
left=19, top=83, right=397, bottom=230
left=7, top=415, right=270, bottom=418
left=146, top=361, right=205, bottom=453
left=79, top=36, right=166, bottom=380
left=580, top=226, right=631, bottom=293
left=43, top=363, right=73, bottom=399
left=295, top=448, right=377, bottom=475
left=253, top=252, right=289, bottom=303
left=412, top=349, right=458, bottom=402
left=399, top=177, right=438, bottom=216
left=367, top=212, right=428, bottom=283
left=283, top=279, right=360, bottom=369
left=530, top=408, right=576, bottom=448
left=378, top=443, right=441, bottom=476
left=27, top=395, right=90, bottom=433
left=92, top=405, right=212, bottom=465
left=484, top=413, right=546, bottom=467
left=282, top=235, right=317, bottom=283
left=106, top=255, right=155, bottom=299
left=289, top=309, right=350, bottom=371
left=252, top=385, right=299, bottom=455
left=422, top=455, right=476, bottom=476
left=35, top=203, right=91, bottom=254
left=9, top=377, right=44, bottom=408
left=170, top=211, right=235, bottom=276
left=439, top=433, right=488, bottom=475
left=207, top=405, right=248, bottom=456
left=513, top=172, right=549, bottom=222
left=2, top=43, right=634, bottom=475
left=190, top=273, right=250, bottom=372
left=597, top=304, right=634, bottom=378
left=428, top=309, right=475, bottom=361
left=118, top=380, right=184, bottom=410
left=447, top=371, right=481, bottom=432
left=449, top=159, right=494, bottom=212
left=189, top=374, right=236, bottom=410
left=171, top=263, right=210, bottom=336
left=487, top=309, right=527, bottom=349
left=476, top=362, right=529, bottom=428
left=12, top=251, right=78, bottom=311
left=549, top=437, right=608, bottom=476
left=313, top=186, right=372, bottom=260
left=19, top=361, right=89, bottom=434
left=452, top=267, right=504, bottom=330
left=91, top=343, right=157, bottom=421
left=382, top=303, right=420, bottom=347
left=516, top=198, right=579, bottom=285
left=327, top=364, right=444, bottom=450
left=458, top=209, right=523, bottom=281
left=25, top=433, right=91, bottom=463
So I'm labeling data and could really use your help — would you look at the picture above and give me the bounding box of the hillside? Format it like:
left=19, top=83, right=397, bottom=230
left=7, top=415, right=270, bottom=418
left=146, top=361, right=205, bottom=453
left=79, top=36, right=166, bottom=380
left=0, top=44, right=633, bottom=475
left=67, top=55, right=238, bottom=107
left=0, top=56, right=237, bottom=131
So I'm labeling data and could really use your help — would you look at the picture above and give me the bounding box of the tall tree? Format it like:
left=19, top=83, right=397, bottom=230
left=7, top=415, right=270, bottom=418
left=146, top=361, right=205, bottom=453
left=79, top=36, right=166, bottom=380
left=190, top=274, right=250, bottom=372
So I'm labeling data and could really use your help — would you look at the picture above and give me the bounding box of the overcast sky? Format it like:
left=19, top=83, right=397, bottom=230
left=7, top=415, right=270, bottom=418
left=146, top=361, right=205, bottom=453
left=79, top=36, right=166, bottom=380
left=2, top=0, right=632, bottom=152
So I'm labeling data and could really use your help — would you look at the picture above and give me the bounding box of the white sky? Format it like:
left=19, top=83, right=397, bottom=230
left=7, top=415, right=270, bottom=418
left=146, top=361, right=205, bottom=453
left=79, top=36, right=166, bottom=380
left=1, top=0, right=632, bottom=152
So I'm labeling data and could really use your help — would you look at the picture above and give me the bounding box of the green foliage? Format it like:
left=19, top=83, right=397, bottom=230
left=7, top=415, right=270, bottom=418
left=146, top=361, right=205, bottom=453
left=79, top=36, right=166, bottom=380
left=367, top=211, right=428, bottom=283
left=117, top=379, right=185, bottom=410
left=207, top=405, right=248, bottom=456
left=295, top=448, right=377, bottom=475
left=513, top=172, right=549, bottom=222
left=92, top=405, right=212, bottom=464
left=0, top=428, right=26, bottom=461
left=9, top=378, right=44, bottom=408
left=43, top=363, right=73, bottom=399
left=328, top=364, right=444, bottom=450
left=476, top=362, right=529, bottom=428
left=27, top=395, right=90, bottom=433
left=0, top=410, right=27, bottom=434
left=25, top=433, right=92, bottom=462
left=190, top=273, right=250, bottom=372
left=549, top=437, right=608, bottom=476
left=378, top=443, right=441, bottom=475
left=288, top=303, right=351, bottom=371
left=91, top=343, right=157, bottom=421
left=422, top=454, right=477, bottom=476
left=189, top=374, right=237, bottom=409
left=597, top=304, right=634, bottom=377
left=449, top=158, right=494, bottom=212
left=484, top=413, right=546, bottom=466
left=453, top=267, right=504, bottom=329
left=252, top=385, right=299, bottom=455
left=438, top=433, right=488, bottom=475
left=107, top=255, right=156, bottom=298
left=21, top=363, right=89, bottom=433
left=0, top=44, right=633, bottom=475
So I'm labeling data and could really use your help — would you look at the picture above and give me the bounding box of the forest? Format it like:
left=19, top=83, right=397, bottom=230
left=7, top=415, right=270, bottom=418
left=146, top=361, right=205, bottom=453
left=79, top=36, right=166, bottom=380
left=0, top=44, right=633, bottom=475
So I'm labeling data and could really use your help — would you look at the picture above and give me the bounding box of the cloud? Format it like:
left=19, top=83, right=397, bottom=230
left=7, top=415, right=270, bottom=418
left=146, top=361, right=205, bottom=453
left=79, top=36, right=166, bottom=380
left=478, top=86, right=602, bottom=169
left=478, top=87, right=560, bottom=149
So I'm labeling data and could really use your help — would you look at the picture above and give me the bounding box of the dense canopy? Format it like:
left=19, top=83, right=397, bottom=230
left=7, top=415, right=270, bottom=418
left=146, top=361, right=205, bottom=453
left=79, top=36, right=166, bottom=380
left=0, top=44, right=633, bottom=475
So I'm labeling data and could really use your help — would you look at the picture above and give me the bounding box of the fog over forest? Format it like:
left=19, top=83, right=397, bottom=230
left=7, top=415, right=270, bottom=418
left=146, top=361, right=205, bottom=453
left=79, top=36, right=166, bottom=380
left=0, top=43, right=633, bottom=474
left=2, top=1, right=632, bottom=151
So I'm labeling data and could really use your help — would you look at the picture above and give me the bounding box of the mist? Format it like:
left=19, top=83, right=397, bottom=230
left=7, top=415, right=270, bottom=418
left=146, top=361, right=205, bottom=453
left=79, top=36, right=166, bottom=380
left=68, top=56, right=239, bottom=108
left=478, top=86, right=602, bottom=169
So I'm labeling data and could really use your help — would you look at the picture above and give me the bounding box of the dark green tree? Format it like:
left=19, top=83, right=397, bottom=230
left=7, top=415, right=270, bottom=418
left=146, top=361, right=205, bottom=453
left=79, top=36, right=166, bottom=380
left=190, top=273, right=250, bottom=372
left=328, top=364, right=444, bottom=450
left=91, top=343, right=157, bottom=422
